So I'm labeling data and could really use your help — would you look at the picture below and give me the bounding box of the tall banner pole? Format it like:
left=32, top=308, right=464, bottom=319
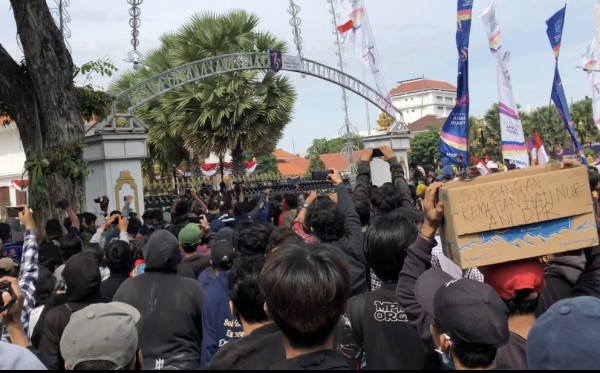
left=546, top=5, right=588, bottom=165
left=439, top=0, right=473, bottom=166
left=481, top=1, right=529, bottom=169
left=582, top=37, right=600, bottom=132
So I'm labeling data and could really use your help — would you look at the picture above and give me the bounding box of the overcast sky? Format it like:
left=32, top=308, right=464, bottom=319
left=2, top=0, right=598, bottom=154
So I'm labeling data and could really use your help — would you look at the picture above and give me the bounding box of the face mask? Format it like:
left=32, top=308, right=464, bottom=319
left=435, top=349, right=455, bottom=370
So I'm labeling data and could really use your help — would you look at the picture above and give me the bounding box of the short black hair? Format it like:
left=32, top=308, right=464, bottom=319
left=81, top=212, right=97, bottom=226
left=233, top=201, right=250, bottom=217
left=364, top=210, right=418, bottom=282
left=45, top=219, right=63, bottom=241
left=61, top=236, right=83, bottom=262
left=234, top=221, right=270, bottom=256
left=105, top=240, right=133, bottom=274
left=305, top=199, right=345, bottom=243
left=127, top=217, right=142, bottom=236
left=283, top=194, right=298, bottom=209
left=0, top=223, right=11, bottom=241
left=131, top=237, right=147, bottom=261
left=503, top=289, right=539, bottom=316
left=451, top=338, right=497, bottom=369
left=34, top=266, right=56, bottom=307
left=84, top=242, right=105, bottom=266
left=229, top=254, right=268, bottom=324
left=370, top=183, right=403, bottom=214
left=260, top=244, right=349, bottom=349
left=174, top=200, right=189, bottom=217
left=353, top=200, right=371, bottom=227
left=267, top=226, right=303, bottom=253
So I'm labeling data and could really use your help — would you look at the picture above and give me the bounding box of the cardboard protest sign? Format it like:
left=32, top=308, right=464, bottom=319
left=440, top=164, right=598, bottom=268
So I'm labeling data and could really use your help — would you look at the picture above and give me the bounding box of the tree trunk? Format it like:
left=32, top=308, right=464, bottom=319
left=0, top=0, right=85, bottom=227
left=231, top=142, right=246, bottom=178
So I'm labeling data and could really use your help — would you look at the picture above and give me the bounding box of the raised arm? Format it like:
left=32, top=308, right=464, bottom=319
left=354, top=149, right=373, bottom=209
left=0, top=206, right=39, bottom=343
left=329, top=170, right=364, bottom=264
left=381, top=146, right=413, bottom=210
left=191, top=190, right=208, bottom=214
left=121, top=195, right=133, bottom=218
left=396, top=183, right=444, bottom=349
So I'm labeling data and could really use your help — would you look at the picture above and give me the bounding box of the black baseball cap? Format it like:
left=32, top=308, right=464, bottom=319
left=415, top=269, right=509, bottom=348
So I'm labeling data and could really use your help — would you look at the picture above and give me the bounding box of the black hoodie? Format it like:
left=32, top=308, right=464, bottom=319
left=113, top=230, right=205, bottom=370
left=37, top=252, right=105, bottom=369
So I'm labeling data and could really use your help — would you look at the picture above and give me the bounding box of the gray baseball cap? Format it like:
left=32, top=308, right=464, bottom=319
left=60, top=302, right=140, bottom=369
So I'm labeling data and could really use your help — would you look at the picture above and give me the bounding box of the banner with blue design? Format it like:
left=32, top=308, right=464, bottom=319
left=439, top=0, right=473, bottom=166
left=546, top=5, right=588, bottom=165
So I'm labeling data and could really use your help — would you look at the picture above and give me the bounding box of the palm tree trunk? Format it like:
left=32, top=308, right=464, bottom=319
left=231, top=142, right=246, bottom=178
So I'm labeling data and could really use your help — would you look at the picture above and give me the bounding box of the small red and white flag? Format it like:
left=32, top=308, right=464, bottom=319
left=533, top=131, right=549, bottom=165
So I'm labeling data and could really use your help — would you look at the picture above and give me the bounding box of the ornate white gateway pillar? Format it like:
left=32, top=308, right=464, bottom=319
left=362, top=112, right=411, bottom=186
left=83, top=116, right=148, bottom=218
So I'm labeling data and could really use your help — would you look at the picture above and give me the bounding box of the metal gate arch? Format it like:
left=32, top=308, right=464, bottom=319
left=95, top=52, right=407, bottom=133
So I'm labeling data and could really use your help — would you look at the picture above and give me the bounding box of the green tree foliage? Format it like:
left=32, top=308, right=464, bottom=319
left=409, top=128, right=440, bottom=168
left=570, top=98, right=599, bottom=147
left=308, top=154, right=326, bottom=172
left=1, top=57, right=116, bottom=124
left=254, top=153, right=279, bottom=175
left=110, top=10, right=297, bottom=176
left=306, top=136, right=364, bottom=159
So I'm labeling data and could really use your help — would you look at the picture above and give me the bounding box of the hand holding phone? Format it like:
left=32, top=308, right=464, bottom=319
left=372, top=148, right=384, bottom=158
left=6, top=207, right=24, bottom=219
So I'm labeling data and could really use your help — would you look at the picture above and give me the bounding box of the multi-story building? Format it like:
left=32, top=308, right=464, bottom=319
left=390, top=78, right=457, bottom=125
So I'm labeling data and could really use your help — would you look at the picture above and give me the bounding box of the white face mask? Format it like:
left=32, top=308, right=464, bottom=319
left=434, top=334, right=455, bottom=370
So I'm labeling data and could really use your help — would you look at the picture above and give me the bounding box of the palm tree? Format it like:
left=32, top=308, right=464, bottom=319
left=521, top=106, right=569, bottom=151
left=111, top=10, right=297, bottom=176
left=570, top=98, right=599, bottom=147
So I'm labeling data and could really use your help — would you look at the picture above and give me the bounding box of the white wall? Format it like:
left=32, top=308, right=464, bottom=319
left=391, top=89, right=457, bottom=124
left=0, top=125, right=26, bottom=188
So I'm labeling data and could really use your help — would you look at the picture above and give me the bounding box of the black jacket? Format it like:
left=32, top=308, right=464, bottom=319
left=206, top=323, right=285, bottom=370
left=113, top=230, right=205, bottom=370
left=37, top=253, right=105, bottom=370
left=100, top=272, right=130, bottom=301
left=181, top=252, right=211, bottom=279
left=330, top=183, right=368, bottom=297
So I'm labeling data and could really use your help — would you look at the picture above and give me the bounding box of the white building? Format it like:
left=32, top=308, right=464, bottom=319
left=0, top=122, right=27, bottom=212
left=390, top=78, right=457, bottom=124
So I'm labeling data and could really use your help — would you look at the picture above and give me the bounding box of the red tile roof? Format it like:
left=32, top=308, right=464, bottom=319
left=409, top=115, right=445, bottom=133
left=273, top=149, right=310, bottom=176
left=390, top=79, right=456, bottom=96
left=319, top=151, right=360, bottom=172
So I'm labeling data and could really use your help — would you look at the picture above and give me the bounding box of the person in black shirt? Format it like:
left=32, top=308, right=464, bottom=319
left=262, top=244, right=350, bottom=370
left=337, top=209, right=438, bottom=370
left=206, top=255, right=285, bottom=370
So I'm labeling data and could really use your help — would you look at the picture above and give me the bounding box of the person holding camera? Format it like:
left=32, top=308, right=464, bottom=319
left=0, top=277, right=46, bottom=369
left=0, top=206, right=39, bottom=346
left=293, top=170, right=368, bottom=297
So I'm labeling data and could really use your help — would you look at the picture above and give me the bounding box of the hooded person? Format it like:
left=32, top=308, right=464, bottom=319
left=441, top=158, right=455, bottom=179
left=37, top=252, right=105, bottom=370
left=113, top=230, right=205, bottom=370
left=179, top=223, right=211, bottom=279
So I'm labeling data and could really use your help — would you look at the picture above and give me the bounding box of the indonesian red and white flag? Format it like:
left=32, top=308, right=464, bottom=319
left=534, top=131, right=549, bottom=165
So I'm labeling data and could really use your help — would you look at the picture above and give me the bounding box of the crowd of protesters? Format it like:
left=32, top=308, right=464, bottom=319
left=0, top=146, right=599, bottom=370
